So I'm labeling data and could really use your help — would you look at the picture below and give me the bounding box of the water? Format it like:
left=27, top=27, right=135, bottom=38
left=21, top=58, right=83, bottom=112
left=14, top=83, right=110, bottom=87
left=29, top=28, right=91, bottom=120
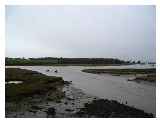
left=6, top=81, right=23, bottom=84
left=7, top=64, right=156, bottom=115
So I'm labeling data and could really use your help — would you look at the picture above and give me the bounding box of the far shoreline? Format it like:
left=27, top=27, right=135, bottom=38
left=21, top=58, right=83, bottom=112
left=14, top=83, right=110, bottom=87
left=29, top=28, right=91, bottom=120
left=5, top=64, right=130, bottom=66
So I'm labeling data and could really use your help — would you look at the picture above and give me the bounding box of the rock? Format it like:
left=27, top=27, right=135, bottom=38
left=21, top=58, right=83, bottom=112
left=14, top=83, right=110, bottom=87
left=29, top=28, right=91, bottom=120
left=64, top=81, right=71, bottom=85
left=64, top=102, right=68, bottom=105
left=56, top=100, right=61, bottom=103
left=72, top=103, right=75, bottom=105
left=31, top=105, right=42, bottom=110
left=67, top=97, right=74, bottom=101
left=65, top=109, right=74, bottom=112
left=46, top=107, right=56, bottom=117
left=29, top=110, right=37, bottom=113
left=112, top=74, right=120, bottom=76
left=46, top=69, right=50, bottom=72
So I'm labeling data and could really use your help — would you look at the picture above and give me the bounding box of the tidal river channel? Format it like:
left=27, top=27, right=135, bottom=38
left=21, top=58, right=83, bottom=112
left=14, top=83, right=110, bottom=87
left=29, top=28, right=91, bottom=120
left=7, top=64, right=156, bottom=115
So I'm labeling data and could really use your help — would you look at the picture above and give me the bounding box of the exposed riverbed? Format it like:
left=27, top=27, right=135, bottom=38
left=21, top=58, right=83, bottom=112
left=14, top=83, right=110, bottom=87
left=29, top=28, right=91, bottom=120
left=6, top=64, right=156, bottom=115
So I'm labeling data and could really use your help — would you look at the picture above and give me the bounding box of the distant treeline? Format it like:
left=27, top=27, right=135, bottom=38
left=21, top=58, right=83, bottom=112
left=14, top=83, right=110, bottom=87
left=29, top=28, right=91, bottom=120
left=5, top=57, right=133, bottom=66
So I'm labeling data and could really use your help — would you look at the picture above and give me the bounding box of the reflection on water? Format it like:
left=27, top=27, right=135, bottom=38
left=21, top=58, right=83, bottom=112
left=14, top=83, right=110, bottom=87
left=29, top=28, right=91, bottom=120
left=6, top=81, right=23, bottom=84
left=6, top=64, right=156, bottom=115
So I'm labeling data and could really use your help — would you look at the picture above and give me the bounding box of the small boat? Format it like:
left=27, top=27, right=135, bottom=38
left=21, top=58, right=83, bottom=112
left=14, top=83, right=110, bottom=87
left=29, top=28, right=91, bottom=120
left=127, top=78, right=135, bottom=81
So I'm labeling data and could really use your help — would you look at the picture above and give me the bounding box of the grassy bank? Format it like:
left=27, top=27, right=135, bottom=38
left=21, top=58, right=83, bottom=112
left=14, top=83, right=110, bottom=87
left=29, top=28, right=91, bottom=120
left=82, top=68, right=156, bottom=82
left=134, top=74, right=156, bottom=82
left=75, top=99, right=154, bottom=118
left=6, top=68, right=66, bottom=102
left=82, top=68, right=155, bottom=75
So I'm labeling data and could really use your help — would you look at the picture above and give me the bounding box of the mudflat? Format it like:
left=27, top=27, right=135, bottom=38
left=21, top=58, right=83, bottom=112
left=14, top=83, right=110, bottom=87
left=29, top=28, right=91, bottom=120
left=6, top=68, right=154, bottom=117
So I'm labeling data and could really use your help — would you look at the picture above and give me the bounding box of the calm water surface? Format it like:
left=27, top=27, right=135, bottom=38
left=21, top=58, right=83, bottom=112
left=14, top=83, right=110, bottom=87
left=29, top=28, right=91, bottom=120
left=7, top=64, right=156, bottom=115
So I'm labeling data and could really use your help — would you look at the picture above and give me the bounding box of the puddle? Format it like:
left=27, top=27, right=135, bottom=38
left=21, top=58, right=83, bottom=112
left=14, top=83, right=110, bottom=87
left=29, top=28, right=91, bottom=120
left=6, top=81, right=23, bottom=84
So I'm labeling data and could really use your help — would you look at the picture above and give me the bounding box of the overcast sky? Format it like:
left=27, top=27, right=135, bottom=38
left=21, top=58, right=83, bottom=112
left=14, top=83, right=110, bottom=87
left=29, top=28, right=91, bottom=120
left=6, top=6, right=156, bottom=62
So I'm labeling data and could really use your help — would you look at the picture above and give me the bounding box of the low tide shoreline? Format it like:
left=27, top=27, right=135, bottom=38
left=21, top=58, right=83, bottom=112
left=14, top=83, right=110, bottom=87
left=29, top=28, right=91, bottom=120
left=5, top=68, right=155, bottom=118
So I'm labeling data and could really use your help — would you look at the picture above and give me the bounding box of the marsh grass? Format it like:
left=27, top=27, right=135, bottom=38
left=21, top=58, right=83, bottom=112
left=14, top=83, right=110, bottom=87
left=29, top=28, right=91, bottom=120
left=75, top=99, right=154, bottom=118
left=5, top=68, right=65, bottom=102
left=82, top=68, right=156, bottom=75
left=82, top=68, right=156, bottom=82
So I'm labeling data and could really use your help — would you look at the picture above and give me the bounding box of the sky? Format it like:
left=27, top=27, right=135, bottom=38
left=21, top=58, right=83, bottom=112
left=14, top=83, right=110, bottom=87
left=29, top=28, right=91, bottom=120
left=6, top=6, right=156, bottom=62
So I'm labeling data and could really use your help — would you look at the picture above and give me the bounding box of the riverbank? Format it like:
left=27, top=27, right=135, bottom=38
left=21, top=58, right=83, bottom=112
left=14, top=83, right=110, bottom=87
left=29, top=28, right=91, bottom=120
left=5, top=68, right=96, bottom=117
left=6, top=68, right=154, bottom=117
left=6, top=68, right=66, bottom=102
left=6, top=84, right=96, bottom=117
left=82, top=68, right=156, bottom=82
left=75, top=99, right=153, bottom=118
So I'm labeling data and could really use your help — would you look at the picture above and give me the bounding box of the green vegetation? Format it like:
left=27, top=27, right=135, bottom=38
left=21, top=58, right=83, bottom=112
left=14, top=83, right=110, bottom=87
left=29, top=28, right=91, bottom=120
left=6, top=68, right=65, bottom=102
left=82, top=68, right=156, bottom=82
left=134, top=74, right=156, bottom=82
left=75, top=99, right=154, bottom=118
left=82, top=68, right=155, bottom=75
left=5, top=57, right=131, bottom=66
